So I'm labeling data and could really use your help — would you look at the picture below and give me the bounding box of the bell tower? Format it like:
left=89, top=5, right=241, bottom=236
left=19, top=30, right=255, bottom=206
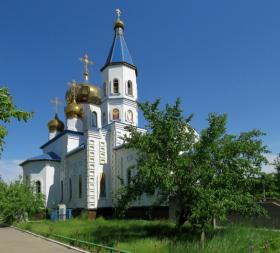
left=101, top=9, right=138, bottom=127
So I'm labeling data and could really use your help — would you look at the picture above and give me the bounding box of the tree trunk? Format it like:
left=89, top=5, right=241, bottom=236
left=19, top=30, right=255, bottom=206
left=213, top=216, right=217, bottom=229
left=263, top=184, right=266, bottom=201
left=201, top=230, right=205, bottom=247
left=176, top=210, right=188, bottom=227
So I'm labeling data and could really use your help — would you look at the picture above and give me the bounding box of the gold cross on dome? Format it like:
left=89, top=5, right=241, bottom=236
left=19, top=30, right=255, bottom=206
left=50, top=97, right=62, bottom=114
left=79, top=54, right=94, bottom=81
left=67, top=80, right=77, bottom=101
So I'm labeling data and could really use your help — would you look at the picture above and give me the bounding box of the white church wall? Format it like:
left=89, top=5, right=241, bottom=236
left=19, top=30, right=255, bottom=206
left=22, top=161, right=60, bottom=208
left=42, top=133, right=84, bottom=158
left=64, top=149, right=86, bottom=209
left=122, top=66, right=138, bottom=101
left=66, top=118, right=83, bottom=132
left=66, top=134, right=84, bottom=153
left=80, top=104, right=102, bottom=130
left=42, top=134, right=67, bottom=157
left=101, top=64, right=138, bottom=126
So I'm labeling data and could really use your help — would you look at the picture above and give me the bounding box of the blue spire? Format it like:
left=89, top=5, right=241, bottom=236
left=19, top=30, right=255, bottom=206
left=101, top=9, right=136, bottom=72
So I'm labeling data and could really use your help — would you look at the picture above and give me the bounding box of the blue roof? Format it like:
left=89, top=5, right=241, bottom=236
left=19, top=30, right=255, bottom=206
left=20, top=152, right=61, bottom=166
left=102, top=28, right=135, bottom=71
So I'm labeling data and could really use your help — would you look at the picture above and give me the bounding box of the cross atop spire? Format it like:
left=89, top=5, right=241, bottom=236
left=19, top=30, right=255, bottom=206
left=50, top=97, right=62, bottom=114
left=116, top=8, right=121, bottom=20
left=79, top=54, right=94, bottom=82
left=101, top=9, right=136, bottom=72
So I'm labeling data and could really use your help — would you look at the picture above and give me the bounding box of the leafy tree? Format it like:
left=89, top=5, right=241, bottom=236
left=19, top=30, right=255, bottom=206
left=117, top=98, right=269, bottom=239
left=273, top=154, right=280, bottom=193
left=0, top=177, right=45, bottom=224
left=0, top=87, right=32, bottom=153
left=254, top=172, right=280, bottom=200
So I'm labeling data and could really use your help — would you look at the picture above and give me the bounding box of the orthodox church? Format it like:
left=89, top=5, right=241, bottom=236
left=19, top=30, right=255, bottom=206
left=20, top=10, right=155, bottom=217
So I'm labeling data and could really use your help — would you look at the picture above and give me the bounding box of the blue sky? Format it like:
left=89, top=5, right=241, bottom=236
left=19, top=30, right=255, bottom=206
left=1, top=0, right=280, bottom=181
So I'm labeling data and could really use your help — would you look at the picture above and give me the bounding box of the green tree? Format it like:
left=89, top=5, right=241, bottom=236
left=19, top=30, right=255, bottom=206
left=273, top=154, right=280, bottom=193
left=254, top=172, right=280, bottom=200
left=0, top=177, right=45, bottom=224
left=117, top=98, right=268, bottom=239
left=0, top=87, right=32, bottom=153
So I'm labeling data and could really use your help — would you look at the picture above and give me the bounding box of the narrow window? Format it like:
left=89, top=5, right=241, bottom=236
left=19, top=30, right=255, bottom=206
left=102, top=112, right=106, bottom=125
left=35, top=181, right=41, bottom=194
left=103, top=82, right=107, bottom=96
left=100, top=173, right=106, bottom=198
left=61, top=180, right=64, bottom=202
left=127, top=169, right=131, bottom=185
left=112, top=108, right=120, bottom=120
left=69, top=178, right=72, bottom=201
left=25, top=175, right=30, bottom=186
left=127, top=80, right=133, bottom=95
left=79, top=175, right=82, bottom=198
left=126, top=110, right=133, bottom=122
left=113, top=79, right=119, bottom=93
left=92, top=111, right=97, bottom=127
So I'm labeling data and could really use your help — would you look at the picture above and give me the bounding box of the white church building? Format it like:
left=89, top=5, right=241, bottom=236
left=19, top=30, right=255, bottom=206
left=20, top=10, right=165, bottom=218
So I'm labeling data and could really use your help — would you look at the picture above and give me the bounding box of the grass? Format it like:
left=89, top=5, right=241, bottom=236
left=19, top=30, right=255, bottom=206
left=16, top=218, right=280, bottom=253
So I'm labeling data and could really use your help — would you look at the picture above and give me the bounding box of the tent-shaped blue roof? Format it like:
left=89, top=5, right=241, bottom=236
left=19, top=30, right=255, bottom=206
left=101, top=16, right=136, bottom=72
left=20, top=152, right=60, bottom=166
left=104, top=33, right=134, bottom=66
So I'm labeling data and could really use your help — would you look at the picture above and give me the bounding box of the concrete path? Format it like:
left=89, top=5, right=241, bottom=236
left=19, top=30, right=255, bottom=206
left=0, top=226, right=82, bottom=253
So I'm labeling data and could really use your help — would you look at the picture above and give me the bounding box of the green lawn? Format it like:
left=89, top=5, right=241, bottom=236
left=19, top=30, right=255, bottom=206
left=17, top=218, right=280, bottom=253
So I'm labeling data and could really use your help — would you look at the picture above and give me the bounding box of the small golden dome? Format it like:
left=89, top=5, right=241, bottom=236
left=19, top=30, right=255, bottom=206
left=48, top=114, right=64, bottom=132
left=65, top=83, right=101, bottom=105
left=64, top=99, right=82, bottom=119
left=114, top=20, right=124, bottom=30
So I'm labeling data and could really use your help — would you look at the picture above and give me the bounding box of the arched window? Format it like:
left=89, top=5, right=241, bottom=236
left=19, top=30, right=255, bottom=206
left=103, top=82, right=107, bottom=96
left=126, top=110, right=133, bottom=122
left=127, top=80, right=133, bottom=95
left=92, top=111, right=97, bottom=128
left=61, top=180, right=64, bottom=202
left=113, top=79, right=119, bottom=93
left=100, top=173, right=106, bottom=198
left=69, top=178, right=72, bottom=201
left=79, top=175, right=82, bottom=199
left=112, top=108, right=120, bottom=120
left=35, top=181, right=41, bottom=194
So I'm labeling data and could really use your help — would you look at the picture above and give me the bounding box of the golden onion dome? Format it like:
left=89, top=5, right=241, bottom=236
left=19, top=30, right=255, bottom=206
left=48, top=114, right=64, bottom=132
left=65, top=83, right=101, bottom=105
left=64, top=99, right=82, bottom=119
left=114, top=19, right=124, bottom=30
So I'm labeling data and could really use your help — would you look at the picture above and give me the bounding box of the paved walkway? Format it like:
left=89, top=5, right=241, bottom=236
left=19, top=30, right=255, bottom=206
left=0, top=226, right=81, bottom=253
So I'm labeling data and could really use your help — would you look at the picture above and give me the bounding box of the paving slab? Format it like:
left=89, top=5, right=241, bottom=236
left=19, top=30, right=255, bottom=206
left=0, top=226, right=82, bottom=253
